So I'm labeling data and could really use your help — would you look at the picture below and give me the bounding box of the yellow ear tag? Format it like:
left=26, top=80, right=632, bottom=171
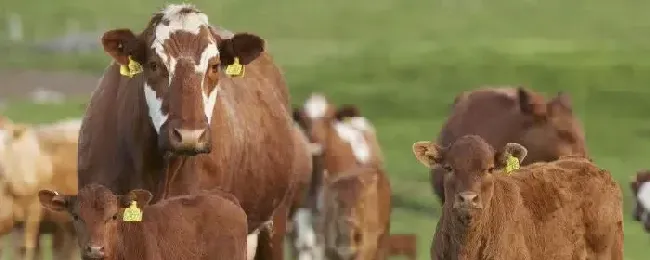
left=122, top=201, right=143, bottom=222
left=505, top=154, right=520, bottom=175
left=225, top=57, right=244, bottom=77
left=119, top=56, right=143, bottom=78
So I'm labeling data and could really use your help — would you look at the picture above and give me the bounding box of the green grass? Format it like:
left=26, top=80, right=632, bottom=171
left=2, top=0, right=650, bottom=259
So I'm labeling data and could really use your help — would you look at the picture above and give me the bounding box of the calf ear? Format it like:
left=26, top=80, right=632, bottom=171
left=218, top=33, right=265, bottom=65
left=127, top=189, right=153, bottom=207
left=496, top=143, right=528, bottom=167
left=101, top=29, right=145, bottom=66
left=335, top=105, right=361, bottom=121
left=517, top=87, right=547, bottom=120
left=412, top=141, right=443, bottom=169
left=38, top=190, right=67, bottom=211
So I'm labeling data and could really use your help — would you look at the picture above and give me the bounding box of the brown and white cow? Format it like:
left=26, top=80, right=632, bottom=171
left=412, top=135, right=623, bottom=260
left=39, top=184, right=248, bottom=260
left=429, top=87, right=588, bottom=203
left=77, top=4, right=301, bottom=259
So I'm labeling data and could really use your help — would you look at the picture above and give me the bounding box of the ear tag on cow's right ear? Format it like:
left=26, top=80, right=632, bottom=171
left=505, top=154, right=520, bottom=175
left=225, top=57, right=244, bottom=77
left=119, top=56, right=143, bottom=78
left=122, top=201, right=143, bottom=222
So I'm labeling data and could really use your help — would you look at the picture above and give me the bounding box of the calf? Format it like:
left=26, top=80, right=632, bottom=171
left=39, top=184, right=248, bottom=260
left=387, top=234, right=417, bottom=260
left=412, top=135, right=622, bottom=260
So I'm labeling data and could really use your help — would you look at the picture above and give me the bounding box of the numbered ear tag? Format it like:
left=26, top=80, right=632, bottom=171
left=505, top=154, right=520, bottom=175
left=122, top=201, right=143, bottom=222
left=225, top=57, right=244, bottom=77
left=119, top=56, right=143, bottom=78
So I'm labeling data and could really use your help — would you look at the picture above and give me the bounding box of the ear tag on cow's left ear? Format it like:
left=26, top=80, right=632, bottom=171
left=122, top=201, right=143, bottom=222
left=119, top=56, right=143, bottom=78
left=225, top=57, right=244, bottom=77
left=505, top=154, right=520, bottom=175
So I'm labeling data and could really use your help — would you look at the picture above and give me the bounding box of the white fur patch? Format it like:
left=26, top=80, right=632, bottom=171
left=246, top=232, right=260, bottom=260
left=334, top=117, right=371, bottom=163
left=143, top=84, right=168, bottom=133
left=293, top=209, right=323, bottom=260
left=638, top=182, right=650, bottom=210
left=304, top=94, right=327, bottom=118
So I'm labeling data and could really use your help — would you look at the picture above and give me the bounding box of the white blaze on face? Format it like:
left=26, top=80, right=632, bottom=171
left=145, top=4, right=221, bottom=132
left=334, top=117, right=372, bottom=164
left=304, top=94, right=328, bottom=119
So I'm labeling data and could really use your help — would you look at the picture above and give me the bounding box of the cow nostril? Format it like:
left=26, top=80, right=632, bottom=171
left=172, top=128, right=183, bottom=143
left=457, top=192, right=479, bottom=204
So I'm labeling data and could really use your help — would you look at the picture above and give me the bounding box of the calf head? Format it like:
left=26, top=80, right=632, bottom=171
left=39, top=184, right=153, bottom=260
left=516, top=87, right=587, bottom=162
left=293, top=94, right=374, bottom=166
left=321, top=171, right=378, bottom=260
left=101, top=4, right=265, bottom=155
left=412, top=135, right=527, bottom=223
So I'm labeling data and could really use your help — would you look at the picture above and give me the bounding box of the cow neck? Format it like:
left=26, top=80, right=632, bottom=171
left=159, top=155, right=189, bottom=200
left=116, top=219, right=149, bottom=260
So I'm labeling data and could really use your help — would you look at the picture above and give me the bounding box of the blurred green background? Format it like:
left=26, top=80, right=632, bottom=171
left=1, top=0, right=649, bottom=259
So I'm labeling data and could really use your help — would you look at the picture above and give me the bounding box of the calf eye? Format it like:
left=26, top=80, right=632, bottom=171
left=487, top=167, right=495, bottom=173
left=210, top=64, right=219, bottom=73
left=71, top=214, right=79, bottom=221
left=112, top=214, right=118, bottom=221
left=149, top=61, right=157, bottom=72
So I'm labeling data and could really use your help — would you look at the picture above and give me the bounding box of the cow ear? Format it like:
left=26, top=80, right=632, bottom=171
left=412, top=141, right=444, bottom=169
left=39, top=190, right=67, bottom=212
left=335, top=104, right=361, bottom=121
left=517, top=87, right=547, bottom=120
left=495, top=143, right=528, bottom=168
left=218, top=33, right=265, bottom=66
left=127, top=189, right=153, bottom=207
left=101, top=29, right=145, bottom=66
left=547, top=91, right=573, bottom=115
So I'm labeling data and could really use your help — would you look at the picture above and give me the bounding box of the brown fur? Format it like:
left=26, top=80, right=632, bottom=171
left=320, top=167, right=391, bottom=260
left=79, top=4, right=298, bottom=260
left=412, top=135, right=622, bottom=260
left=39, top=184, right=247, bottom=260
left=430, top=87, right=588, bottom=202
left=629, top=170, right=650, bottom=231
left=386, top=234, right=417, bottom=260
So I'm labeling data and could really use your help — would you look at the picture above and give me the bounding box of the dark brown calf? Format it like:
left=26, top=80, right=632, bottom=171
left=38, top=184, right=247, bottom=260
left=387, top=234, right=417, bottom=260
left=413, top=135, right=622, bottom=260
left=430, top=87, right=588, bottom=202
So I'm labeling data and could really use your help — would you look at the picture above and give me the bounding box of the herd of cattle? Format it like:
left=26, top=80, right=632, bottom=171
left=0, top=3, right=645, bottom=260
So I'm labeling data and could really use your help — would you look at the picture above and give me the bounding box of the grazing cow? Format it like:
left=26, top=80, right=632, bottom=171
left=386, top=234, right=417, bottom=260
left=77, top=4, right=302, bottom=259
left=39, top=184, right=247, bottom=260
left=412, top=135, right=623, bottom=260
left=630, top=170, right=650, bottom=231
left=430, top=87, right=588, bottom=202
left=291, top=94, right=388, bottom=259
left=319, top=168, right=391, bottom=260
left=0, top=117, right=81, bottom=259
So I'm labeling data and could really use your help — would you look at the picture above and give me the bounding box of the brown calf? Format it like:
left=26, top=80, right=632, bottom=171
left=78, top=4, right=301, bottom=259
left=320, top=167, right=391, bottom=260
left=387, top=234, right=417, bottom=260
left=430, top=87, right=588, bottom=203
left=412, top=135, right=622, bottom=260
left=39, top=184, right=247, bottom=260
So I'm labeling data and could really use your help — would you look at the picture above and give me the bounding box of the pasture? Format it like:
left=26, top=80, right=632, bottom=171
left=1, top=0, right=650, bottom=259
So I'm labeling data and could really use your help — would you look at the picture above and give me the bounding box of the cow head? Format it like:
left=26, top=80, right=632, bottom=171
left=321, top=171, right=378, bottom=260
left=101, top=4, right=265, bottom=155
left=516, top=87, right=587, bottom=162
left=412, top=135, right=527, bottom=223
left=39, top=184, right=153, bottom=260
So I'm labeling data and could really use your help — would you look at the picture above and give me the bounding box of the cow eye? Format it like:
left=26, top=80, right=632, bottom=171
left=112, top=214, right=118, bottom=221
left=149, top=61, right=157, bottom=72
left=487, top=167, right=495, bottom=173
left=442, top=165, right=453, bottom=172
left=210, top=64, right=219, bottom=73
left=71, top=214, right=79, bottom=221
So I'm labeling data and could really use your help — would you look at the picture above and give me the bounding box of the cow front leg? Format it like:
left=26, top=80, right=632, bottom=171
left=254, top=203, right=287, bottom=260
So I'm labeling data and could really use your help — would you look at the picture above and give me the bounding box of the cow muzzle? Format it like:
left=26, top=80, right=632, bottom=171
left=168, top=128, right=211, bottom=155
left=83, top=245, right=105, bottom=259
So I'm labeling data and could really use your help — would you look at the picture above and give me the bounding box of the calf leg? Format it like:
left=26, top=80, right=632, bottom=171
left=254, top=203, right=287, bottom=260
left=23, top=200, right=42, bottom=260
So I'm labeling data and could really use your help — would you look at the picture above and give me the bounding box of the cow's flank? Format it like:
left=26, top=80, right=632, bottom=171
left=412, top=135, right=622, bottom=260
left=39, top=184, right=248, bottom=260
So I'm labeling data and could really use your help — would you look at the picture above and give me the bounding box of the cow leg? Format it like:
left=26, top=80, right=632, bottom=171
left=254, top=203, right=287, bottom=260
left=23, top=199, right=42, bottom=260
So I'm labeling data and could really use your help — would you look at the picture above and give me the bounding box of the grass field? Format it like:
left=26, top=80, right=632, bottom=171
left=2, top=0, right=650, bottom=259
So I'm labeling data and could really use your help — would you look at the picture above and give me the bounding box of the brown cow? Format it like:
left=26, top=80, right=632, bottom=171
left=386, top=234, right=417, bottom=260
left=412, top=135, right=623, bottom=260
left=430, top=87, right=588, bottom=202
left=39, top=184, right=247, bottom=260
left=630, top=170, right=650, bottom=231
left=77, top=4, right=301, bottom=259
left=319, top=168, right=391, bottom=260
